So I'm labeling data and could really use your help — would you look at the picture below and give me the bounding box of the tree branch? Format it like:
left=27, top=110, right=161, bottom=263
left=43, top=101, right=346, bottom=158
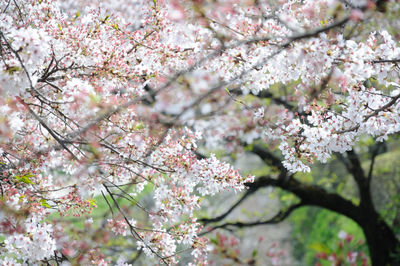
left=371, top=58, right=400, bottom=64
left=367, top=142, right=385, bottom=184
left=340, top=150, right=375, bottom=208
left=202, top=201, right=304, bottom=233
left=199, top=187, right=260, bottom=225
left=246, top=175, right=362, bottom=223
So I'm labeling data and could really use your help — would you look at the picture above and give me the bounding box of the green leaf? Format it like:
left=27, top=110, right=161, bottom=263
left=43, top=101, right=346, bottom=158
left=210, top=238, right=218, bottom=245
left=132, top=122, right=145, bottom=131
left=23, top=173, right=35, bottom=178
left=87, top=199, right=97, bottom=207
left=40, top=199, right=51, bottom=208
left=15, top=174, right=34, bottom=185
left=309, top=243, right=331, bottom=254
left=5, top=66, right=21, bottom=75
left=252, top=249, right=258, bottom=257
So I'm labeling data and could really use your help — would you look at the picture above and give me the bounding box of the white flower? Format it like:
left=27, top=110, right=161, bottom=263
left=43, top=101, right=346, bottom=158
left=5, top=219, right=56, bottom=262
left=338, top=230, right=347, bottom=239
left=0, top=256, right=22, bottom=266
left=115, top=256, right=132, bottom=266
left=9, top=112, right=24, bottom=132
left=254, top=107, right=265, bottom=118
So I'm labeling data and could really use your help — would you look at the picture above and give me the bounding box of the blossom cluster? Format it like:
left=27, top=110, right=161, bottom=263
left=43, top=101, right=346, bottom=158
left=0, top=0, right=399, bottom=264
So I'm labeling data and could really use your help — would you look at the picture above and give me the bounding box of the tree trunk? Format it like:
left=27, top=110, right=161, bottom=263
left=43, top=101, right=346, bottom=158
left=357, top=209, right=400, bottom=266
left=267, top=177, right=400, bottom=265
left=247, top=146, right=400, bottom=265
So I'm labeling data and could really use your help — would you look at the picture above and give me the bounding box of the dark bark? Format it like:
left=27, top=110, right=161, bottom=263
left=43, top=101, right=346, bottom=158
left=201, top=145, right=400, bottom=265
left=248, top=146, right=400, bottom=265
left=246, top=175, right=400, bottom=265
left=357, top=207, right=400, bottom=266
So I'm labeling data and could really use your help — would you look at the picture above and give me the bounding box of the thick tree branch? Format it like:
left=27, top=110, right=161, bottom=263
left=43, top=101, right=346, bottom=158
left=340, top=150, right=375, bottom=208
left=246, top=175, right=362, bottom=223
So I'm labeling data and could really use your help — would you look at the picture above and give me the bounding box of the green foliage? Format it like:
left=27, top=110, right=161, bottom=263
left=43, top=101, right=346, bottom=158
left=5, top=66, right=21, bottom=75
left=14, top=173, right=35, bottom=185
left=40, top=199, right=51, bottom=208
left=290, top=207, right=368, bottom=265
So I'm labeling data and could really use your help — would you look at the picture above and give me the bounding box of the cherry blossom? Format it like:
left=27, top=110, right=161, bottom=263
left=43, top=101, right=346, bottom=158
left=0, top=0, right=399, bottom=264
